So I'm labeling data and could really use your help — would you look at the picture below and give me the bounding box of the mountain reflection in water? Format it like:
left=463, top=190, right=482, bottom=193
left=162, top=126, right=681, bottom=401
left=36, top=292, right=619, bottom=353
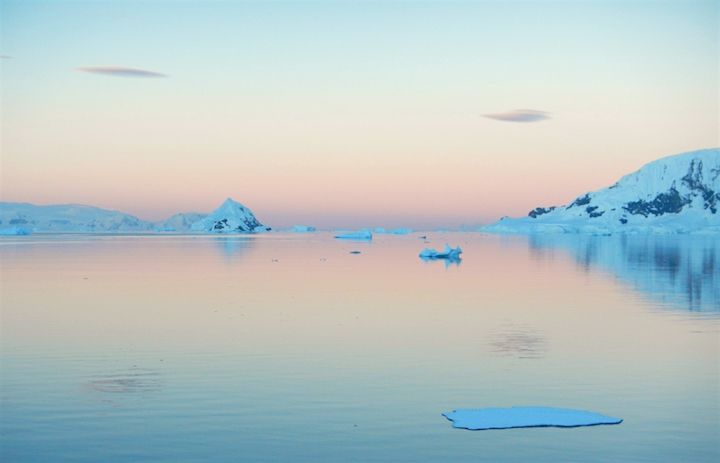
left=528, top=234, right=719, bottom=312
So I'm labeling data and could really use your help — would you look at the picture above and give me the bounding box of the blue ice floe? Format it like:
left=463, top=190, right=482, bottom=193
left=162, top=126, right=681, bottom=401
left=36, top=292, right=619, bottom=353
left=334, top=230, right=372, bottom=240
left=442, top=407, right=622, bottom=430
left=419, top=244, right=462, bottom=260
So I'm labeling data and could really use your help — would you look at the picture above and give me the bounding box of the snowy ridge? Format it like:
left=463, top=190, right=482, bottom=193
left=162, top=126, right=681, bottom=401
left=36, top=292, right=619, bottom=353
left=189, top=198, right=267, bottom=233
left=0, top=198, right=266, bottom=234
left=157, top=212, right=206, bottom=232
left=0, top=202, right=153, bottom=233
left=484, top=148, right=720, bottom=234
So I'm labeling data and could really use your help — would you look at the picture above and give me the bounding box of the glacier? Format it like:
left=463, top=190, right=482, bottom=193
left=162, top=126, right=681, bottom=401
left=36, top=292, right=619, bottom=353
left=190, top=198, right=268, bottom=233
left=443, top=407, right=622, bottom=430
left=483, top=148, right=720, bottom=234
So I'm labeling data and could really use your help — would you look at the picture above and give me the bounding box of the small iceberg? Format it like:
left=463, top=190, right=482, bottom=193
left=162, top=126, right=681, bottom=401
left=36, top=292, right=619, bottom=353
left=334, top=230, right=372, bottom=240
left=443, top=407, right=622, bottom=430
left=292, top=225, right=316, bottom=233
left=390, top=227, right=413, bottom=235
left=0, top=226, right=32, bottom=236
left=419, top=244, right=462, bottom=260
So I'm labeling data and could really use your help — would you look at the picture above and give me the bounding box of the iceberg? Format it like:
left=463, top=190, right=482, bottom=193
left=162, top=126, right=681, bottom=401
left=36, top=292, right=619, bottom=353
left=292, top=225, right=316, bottom=233
left=334, top=230, right=372, bottom=240
left=443, top=407, right=622, bottom=430
left=419, top=244, right=462, bottom=260
left=0, top=226, right=32, bottom=236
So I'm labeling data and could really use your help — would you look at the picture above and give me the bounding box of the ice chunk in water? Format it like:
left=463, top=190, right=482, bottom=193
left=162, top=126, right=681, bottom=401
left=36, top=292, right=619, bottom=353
left=443, top=407, right=622, bottom=430
left=335, top=230, right=372, bottom=240
left=419, top=244, right=462, bottom=259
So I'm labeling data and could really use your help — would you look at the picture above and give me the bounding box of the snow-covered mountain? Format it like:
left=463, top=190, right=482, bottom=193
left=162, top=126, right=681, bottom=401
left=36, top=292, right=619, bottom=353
left=189, top=198, right=268, bottom=233
left=484, top=148, right=720, bottom=234
left=156, top=212, right=206, bottom=232
left=0, top=202, right=153, bottom=233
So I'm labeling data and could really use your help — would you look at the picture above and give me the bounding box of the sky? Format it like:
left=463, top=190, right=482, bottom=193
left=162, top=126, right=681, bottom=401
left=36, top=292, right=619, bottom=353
left=1, top=0, right=718, bottom=228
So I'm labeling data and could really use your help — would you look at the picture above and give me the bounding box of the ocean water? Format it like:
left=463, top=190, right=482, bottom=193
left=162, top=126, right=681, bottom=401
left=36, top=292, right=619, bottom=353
left=1, top=232, right=718, bottom=462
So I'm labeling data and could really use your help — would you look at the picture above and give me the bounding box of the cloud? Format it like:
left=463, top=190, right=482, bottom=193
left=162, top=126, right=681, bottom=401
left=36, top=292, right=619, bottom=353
left=0, top=55, right=12, bottom=59
left=76, top=66, right=167, bottom=78
left=484, top=109, right=550, bottom=123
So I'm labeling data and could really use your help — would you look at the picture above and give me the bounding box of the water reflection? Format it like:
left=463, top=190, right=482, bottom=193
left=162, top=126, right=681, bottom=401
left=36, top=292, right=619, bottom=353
left=528, top=234, right=720, bottom=312
left=489, top=324, right=546, bottom=359
left=214, top=236, right=254, bottom=260
left=87, top=367, right=162, bottom=394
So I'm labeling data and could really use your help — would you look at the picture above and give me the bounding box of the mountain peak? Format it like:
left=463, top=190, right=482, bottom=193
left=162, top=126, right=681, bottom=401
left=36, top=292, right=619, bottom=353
left=190, top=198, right=268, bottom=233
left=485, top=148, right=720, bottom=234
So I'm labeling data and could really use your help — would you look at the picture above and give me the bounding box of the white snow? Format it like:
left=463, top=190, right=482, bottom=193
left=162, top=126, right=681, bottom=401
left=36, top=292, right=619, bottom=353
left=483, top=148, right=720, bottom=234
left=334, top=230, right=372, bottom=240
left=190, top=198, right=266, bottom=233
left=443, top=407, right=622, bottom=430
left=157, top=212, right=206, bottom=232
left=419, top=244, right=462, bottom=259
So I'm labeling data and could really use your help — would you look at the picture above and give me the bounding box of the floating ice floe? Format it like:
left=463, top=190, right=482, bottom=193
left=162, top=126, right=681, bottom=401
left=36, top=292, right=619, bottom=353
left=334, top=230, right=372, bottom=240
left=419, top=244, right=462, bottom=260
left=442, top=407, right=622, bottom=430
left=0, top=226, right=32, bottom=236
left=292, top=225, right=316, bottom=233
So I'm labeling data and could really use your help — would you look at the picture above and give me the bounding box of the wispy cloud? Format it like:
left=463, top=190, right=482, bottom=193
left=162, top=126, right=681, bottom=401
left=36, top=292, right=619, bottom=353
left=0, top=55, right=12, bottom=59
left=484, top=109, right=550, bottom=123
left=76, top=66, right=167, bottom=78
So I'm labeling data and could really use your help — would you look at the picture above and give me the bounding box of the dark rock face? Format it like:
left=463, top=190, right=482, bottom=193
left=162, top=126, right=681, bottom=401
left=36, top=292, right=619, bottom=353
left=623, top=187, right=691, bottom=217
left=586, top=206, right=605, bottom=218
left=210, top=216, right=261, bottom=232
left=528, top=206, right=556, bottom=218
left=681, top=159, right=718, bottom=214
left=566, top=194, right=591, bottom=210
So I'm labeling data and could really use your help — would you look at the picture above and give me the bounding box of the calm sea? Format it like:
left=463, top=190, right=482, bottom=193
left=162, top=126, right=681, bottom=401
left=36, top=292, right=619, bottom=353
left=1, top=232, right=718, bottom=462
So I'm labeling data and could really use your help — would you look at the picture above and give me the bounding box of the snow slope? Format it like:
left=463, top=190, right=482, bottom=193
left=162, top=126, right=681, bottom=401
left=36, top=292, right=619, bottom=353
left=0, top=202, right=153, bottom=233
left=484, top=148, right=720, bottom=234
left=157, top=212, right=206, bottom=232
left=189, top=198, right=268, bottom=233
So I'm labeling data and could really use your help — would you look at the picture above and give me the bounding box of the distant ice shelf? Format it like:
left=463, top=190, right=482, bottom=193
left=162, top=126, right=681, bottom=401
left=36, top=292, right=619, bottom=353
left=334, top=230, right=372, bottom=240
left=442, top=407, right=623, bottom=430
left=292, top=225, right=316, bottom=233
